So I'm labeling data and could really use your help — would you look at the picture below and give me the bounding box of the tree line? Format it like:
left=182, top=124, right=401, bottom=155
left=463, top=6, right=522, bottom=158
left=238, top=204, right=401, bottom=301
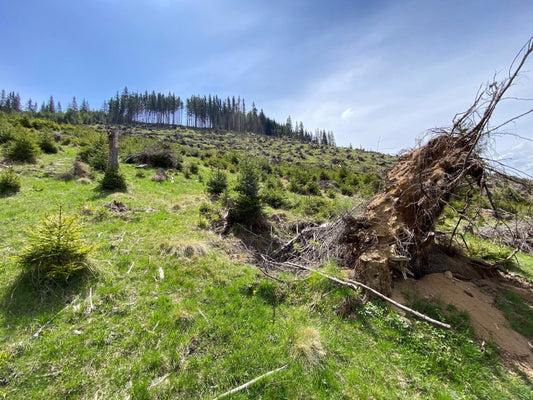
left=0, top=88, right=336, bottom=145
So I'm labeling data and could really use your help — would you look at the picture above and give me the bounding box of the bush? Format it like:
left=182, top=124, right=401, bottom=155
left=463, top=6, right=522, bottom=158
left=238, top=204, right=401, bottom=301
left=288, top=180, right=305, bottom=194
left=262, top=188, right=287, bottom=209
left=98, top=170, right=127, bottom=192
left=38, top=132, right=58, bottom=154
left=189, top=162, right=199, bottom=175
left=206, top=168, right=228, bottom=197
left=3, top=134, right=40, bottom=163
left=340, top=184, right=354, bottom=196
left=296, top=197, right=337, bottom=221
left=58, top=161, right=91, bottom=181
left=0, top=167, right=21, bottom=195
left=355, top=172, right=382, bottom=196
left=124, top=147, right=181, bottom=169
left=77, top=134, right=107, bottom=171
left=28, top=118, right=60, bottom=131
left=305, top=181, right=322, bottom=196
left=18, top=208, right=94, bottom=281
left=19, top=115, right=32, bottom=128
left=230, top=160, right=262, bottom=223
left=0, top=120, right=16, bottom=144
left=261, top=177, right=288, bottom=208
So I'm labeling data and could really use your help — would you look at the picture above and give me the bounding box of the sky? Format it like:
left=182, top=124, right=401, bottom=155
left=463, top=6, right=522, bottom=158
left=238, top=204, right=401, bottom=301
left=1, top=0, right=532, bottom=174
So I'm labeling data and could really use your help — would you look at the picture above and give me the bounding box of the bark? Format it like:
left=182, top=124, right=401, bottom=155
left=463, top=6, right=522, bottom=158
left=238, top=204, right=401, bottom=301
left=107, top=128, right=120, bottom=171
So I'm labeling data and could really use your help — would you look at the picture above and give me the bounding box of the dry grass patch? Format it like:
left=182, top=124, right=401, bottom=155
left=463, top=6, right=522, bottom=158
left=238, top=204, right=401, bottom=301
left=159, top=240, right=209, bottom=259
left=291, top=326, right=326, bottom=365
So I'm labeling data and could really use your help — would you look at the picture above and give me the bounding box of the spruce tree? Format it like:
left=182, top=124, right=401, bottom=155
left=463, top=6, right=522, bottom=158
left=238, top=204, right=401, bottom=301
left=230, top=159, right=262, bottom=224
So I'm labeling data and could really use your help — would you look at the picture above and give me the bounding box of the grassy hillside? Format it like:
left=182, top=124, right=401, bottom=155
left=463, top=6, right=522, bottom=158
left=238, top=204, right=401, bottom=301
left=1, top=115, right=532, bottom=399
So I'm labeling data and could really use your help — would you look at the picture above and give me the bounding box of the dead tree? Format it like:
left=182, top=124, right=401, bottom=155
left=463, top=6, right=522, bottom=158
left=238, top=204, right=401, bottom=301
left=352, top=39, right=533, bottom=294
left=107, top=127, right=120, bottom=171
left=276, top=38, right=533, bottom=296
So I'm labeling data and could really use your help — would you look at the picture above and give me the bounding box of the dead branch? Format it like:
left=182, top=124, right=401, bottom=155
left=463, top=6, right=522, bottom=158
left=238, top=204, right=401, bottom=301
left=212, top=364, right=288, bottom=400
left=87, top=287, right=94, bottom=314
left=268, top=259, right=451, bottom=330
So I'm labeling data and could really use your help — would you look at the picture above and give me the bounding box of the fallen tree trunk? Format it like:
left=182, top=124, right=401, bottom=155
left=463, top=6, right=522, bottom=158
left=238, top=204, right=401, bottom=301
left=274, top=259, right=451, bottom=329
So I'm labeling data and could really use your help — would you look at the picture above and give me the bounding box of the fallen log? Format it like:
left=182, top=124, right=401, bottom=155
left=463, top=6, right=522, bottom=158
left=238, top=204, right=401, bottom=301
left=262, top=256, right=451, bottom=329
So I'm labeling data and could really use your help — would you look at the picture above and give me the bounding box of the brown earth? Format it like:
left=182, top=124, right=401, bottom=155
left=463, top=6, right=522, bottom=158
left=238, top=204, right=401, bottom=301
left=392, top=272, right=533, bottom=382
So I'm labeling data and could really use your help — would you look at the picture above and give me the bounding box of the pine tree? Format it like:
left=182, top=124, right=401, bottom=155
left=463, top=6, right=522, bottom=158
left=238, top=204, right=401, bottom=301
left=230, top=159, right=262, bottom=224
left=47, top=96, right=56, bottom=113
left=0, top=90, right=6, bottom=110
left=80, top=99, right=90, bottom=112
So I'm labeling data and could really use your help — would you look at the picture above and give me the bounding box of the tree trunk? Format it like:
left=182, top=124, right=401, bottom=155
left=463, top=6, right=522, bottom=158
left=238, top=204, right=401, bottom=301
left=107, top=128, right=120, bottom=171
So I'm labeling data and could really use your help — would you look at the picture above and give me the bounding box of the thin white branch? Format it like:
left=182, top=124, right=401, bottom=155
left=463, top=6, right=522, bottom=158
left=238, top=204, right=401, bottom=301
left=213, top=365, right=288, bottom=400
left=127, top=261, right=135, bottom=274
left=283, top=261, right=451, bottom=330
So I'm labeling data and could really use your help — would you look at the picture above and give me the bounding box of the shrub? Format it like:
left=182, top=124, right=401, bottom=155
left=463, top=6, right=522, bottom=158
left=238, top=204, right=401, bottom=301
left=0, top=167, right=21, bottom=195
left=38, top=132, right=58, bottom=154
left=28, top=118, right=60, bottom=131
left=58, top=161, right=91, bottom=181
left=296, top=197, right=337, bottom=221
left=337, top=166, right=350, bottom=183
left=261, top=177, right=288, bottom=208
left=189, top=162, right=199, bottom=175
left=3, top=134, right=40, bottom=163
left=206, top=168, right=228, bottom=197
left=98, top=170, right=127, bottom=192
left=0, top=120, right=16, bottom=144
left=340, top=184, right=354, bottom=196
left=262, top=188, right=287, bottom=209
left=18, top=208, right=95, bottom=281
left=319, top=170, right=330, bottom=181
left=355, top=172, right=382, bottom=196
left=230, top=160, right=262, bottom=223
left=305, top=181, right=322, bottom=196
left=19, top=115, right=32, bottom=128
left=288, top=180, right=305, bottom=195
left=124, top=147, right=181, bottom=169
left=77, top=134, right=107, bottom=171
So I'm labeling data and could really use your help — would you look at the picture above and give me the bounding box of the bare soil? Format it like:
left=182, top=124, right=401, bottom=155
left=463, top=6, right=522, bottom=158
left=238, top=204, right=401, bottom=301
left=392, top=272, right=533, bottom=382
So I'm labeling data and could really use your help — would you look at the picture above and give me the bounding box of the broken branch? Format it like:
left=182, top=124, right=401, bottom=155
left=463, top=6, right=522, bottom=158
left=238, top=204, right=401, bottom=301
left=282, top=261, right=451, bottom=330
left=213, top=364, right=288, bottom=400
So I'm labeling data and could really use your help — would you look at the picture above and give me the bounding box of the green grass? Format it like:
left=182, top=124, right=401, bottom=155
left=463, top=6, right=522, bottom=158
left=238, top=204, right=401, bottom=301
left=495, top=290, right=533, bottom=343
left=0, top=120, right=532, bottom=398
left=514, top=253, right=533, bottom=281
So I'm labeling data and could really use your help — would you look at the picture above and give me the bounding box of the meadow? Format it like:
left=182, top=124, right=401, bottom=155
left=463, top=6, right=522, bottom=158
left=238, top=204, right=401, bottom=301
left=0, top=115, right=532, bottom=399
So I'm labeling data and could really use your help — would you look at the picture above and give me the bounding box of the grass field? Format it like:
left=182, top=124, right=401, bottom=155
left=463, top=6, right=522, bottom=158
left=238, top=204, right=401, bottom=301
left=1, top=120, right=532, bottom=399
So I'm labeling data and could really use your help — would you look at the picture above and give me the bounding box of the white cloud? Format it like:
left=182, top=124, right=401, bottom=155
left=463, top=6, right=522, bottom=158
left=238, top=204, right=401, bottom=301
left=494, top=139, right=533, bottom=176
left=341, top=108, right=354, bottom=120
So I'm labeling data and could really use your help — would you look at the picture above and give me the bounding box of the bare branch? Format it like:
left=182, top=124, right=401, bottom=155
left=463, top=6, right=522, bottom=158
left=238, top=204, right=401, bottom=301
left=278, top=260, right=451, bottom=329
left=213, top=365, right=288, bottom=400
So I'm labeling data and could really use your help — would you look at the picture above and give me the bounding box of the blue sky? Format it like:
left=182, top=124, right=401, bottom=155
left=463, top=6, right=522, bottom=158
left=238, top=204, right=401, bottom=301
left=1, top=0, right=532, bottom=173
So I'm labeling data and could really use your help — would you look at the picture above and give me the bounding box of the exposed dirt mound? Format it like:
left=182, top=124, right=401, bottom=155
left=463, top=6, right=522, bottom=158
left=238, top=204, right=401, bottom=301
left=393, top=273, right=533, bottom=382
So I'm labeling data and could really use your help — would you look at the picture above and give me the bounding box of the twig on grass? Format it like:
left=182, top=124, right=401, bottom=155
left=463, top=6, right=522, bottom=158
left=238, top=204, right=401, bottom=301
left=148, top=373, right=170, bottom=389
left=213, top=364, right=288, bottom=400
left=197, top=308, right=209, bottom=323
left=87, top=287, right=94, bottom=314
left=276, top=260, right=451, bottom=330
left=127, top=261, right=135, bottom=274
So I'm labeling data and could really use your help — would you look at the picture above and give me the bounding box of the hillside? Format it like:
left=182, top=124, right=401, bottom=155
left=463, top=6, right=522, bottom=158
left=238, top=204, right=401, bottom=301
left=1, top=114, right=532, bottom=399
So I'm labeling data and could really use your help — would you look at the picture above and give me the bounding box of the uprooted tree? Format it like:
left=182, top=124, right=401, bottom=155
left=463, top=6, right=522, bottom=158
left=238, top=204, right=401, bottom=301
left=274, top=38, right=533, bottom=296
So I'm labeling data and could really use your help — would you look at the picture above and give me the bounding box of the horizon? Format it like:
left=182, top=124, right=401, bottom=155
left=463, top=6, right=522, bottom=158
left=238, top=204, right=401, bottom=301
left=1, top=0, right=532, bottom=174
